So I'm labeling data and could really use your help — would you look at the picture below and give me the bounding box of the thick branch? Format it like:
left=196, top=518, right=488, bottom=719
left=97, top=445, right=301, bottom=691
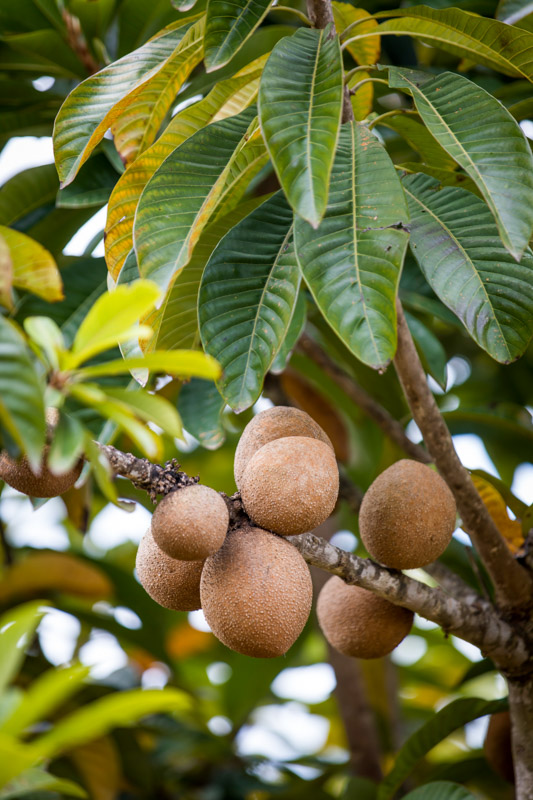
left=287, top=533, right=530, bottom=673
left=299, top=333, right=431, bottom=463
left=393, top=300, right=533, bottom=610
left=508, top=677, right=533, bottom=799
left=424, top=561, right=484, bottom=607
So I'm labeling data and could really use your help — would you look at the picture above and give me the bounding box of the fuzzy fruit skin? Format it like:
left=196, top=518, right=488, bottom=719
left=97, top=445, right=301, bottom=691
left=234, top=406, right=333, bottom=489
left=136, top=528, right=203, bottom=611
left=240, top=436, right=339, bottom=536
left=484, top=711, right=514, bottom=783
left=152, top=485, right=229, bottom=561
left=317, top=576, right=414, bottom=659
left=358, top=459, right=456, bottom=569
left=0, top=450, right=82, bottom=497
left=200, top=526, right=312, bottom=658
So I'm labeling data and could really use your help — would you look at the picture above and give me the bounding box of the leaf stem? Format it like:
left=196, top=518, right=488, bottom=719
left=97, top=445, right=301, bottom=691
left=271, top=4, right=312, bottom=25
left=344, top=64, right=377, bottom=83
left=368, top=108, right=418, bottom=129
left=340, top=15, right=375, bottom=42
left=349, top=77, right=388, bottom=95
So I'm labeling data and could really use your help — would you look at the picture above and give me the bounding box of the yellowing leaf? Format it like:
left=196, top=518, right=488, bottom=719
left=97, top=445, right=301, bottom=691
left=333, top=3, right=380, bottom=65
left=105, top=56, right=265, bottom=279
left=0, top=553, right=112, bottom=604
left=166, top=622, right=213, bottom=659
left=111, top=18, right=205, bottom=167
left=77, top=350, right=221, bottom=381
left=69, top=737, right=121, bottom=800
left=0, top=226, right=62, bottom=309
left=348, top=70, right=374, bottom=121
left=472, top=475, right=524, bottom=553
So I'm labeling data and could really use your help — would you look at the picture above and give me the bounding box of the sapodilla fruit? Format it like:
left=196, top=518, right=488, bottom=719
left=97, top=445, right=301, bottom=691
left=200, top=526, right=312, bottom=658
left=136, top=528, right=203, bottom=611
left=152, top=485, right=229, bottom=561
left=234, top=406, right=333, bottom=489
left=240, top=436, right=339, bottom=535
left=358, top=460, right=456, bottom=569
left=317, top=576, right=414, bottom=659
left=484, top=711, right=514, bottom=783
left=0, top=449, right=82, bottom=498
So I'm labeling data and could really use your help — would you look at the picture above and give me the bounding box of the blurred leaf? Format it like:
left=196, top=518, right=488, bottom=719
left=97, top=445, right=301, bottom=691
left=69, top=736, right=121, bottom=800
left=23, top=316, right=65, bottom=370
left=0, top=736, right=40, bottom=790
left=0, top=768, right=87, bottom=799
left=0, top=165, right=58, bottom=226
left=496, top=0, right=533, bottom=22
left=0, top=226, right=62, bottom=309
left=78, top=349, right=221, bottom=381
left=258, top=26, right=343, bottom=227
left=56, top=153, right=118, bottom=209
left=403, top=782, right=477, bottom=799
left=199, top=192, right=299, bottom=411
left=166, top=622, right=214, bottom=658
left=83, top=436, right=122, bottom=507
left=103, top=387, right=183, bottom=439
left=47, top=412, right=86, bottom=475
left=0, top=316, right=46, bottom=470
left=471, top=474, right=524, bottom=553
left=0, top=601, right=50, bottom=696
left=204, top=0, right=272, bottom=71
left=470, top=470, right=527, bottom=517
left=405, top=311, right=447, bottom=389
left=270, top=290, right=306, bottom=374
left=0, top=553, right=112, bottom=604
left=455, top=658, right=496, bottom=687
left=178, top=379, right=226, bottom=449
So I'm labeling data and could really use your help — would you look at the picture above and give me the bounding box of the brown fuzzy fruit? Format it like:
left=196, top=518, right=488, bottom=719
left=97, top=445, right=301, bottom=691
left=136, top=528, right=203, bottom=611
left=317, top=576, right=414, bottom=659
left=0, top=450, right=82, bottom=498
left=152, top=485, right=229, bottom=561
left=200, top=526, right=312, bottom=657
left=234, top=406, right=333, bottom=488
left=358, top=460, right=456, bottom=569
left=484, top=711, right=514, bottom=783
left=240, top=436, right=339, bottom=535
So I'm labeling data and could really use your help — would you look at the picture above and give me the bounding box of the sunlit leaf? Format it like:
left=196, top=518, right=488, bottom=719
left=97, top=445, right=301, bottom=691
left=77, top=350, right=221, bottom=381
left=0, top=226, right=62, bottom=309
left=0, top=768, right=87, bottom=799
left=204, top=0, right=273, bottom=71
left=47, top=412, right=86, bottom=475
left=471, top=474, right=524, bottom=553
left=103, top=387, right=183, bottom=439
left=332, top=2, right=380, bottom=65
left=0, top=601, right=50, bottom=697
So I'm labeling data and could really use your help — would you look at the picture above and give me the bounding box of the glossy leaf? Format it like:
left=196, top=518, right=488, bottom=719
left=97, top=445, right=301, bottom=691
left=68, top=280, right=160, bottom=368
left=134, top=107, right=263, bottom=292
left=103, top=386, right=183, bottom=439
left=405, top=311, right=447, bottom=389
left=0, top=601, right=50, bottom=697
left=403, top=173, right=533, bottom=363
left=378, top=697, right=508, bottom=799
left=271, top=291, right=306, bottom=373
left=0, top=226, right=62, bottom=309
left=77, top=350, right=221, bottom=381
left=0, top=165, right=58, bottom=226
left=200, top=192, right=300, bottom=411
left=53, top=17, right=198, bottom=186
left=56, top=153, right=118, bottom=209
left=332, top=2, right=380, bottom=65
left=403, top=783, right=477, bottom=800
left=388, top=69, right=533, bottom=260
left=0, top=316, right=46, bottom=470
left=178, top=379, right=226, bottom=449
left=294, top=122, right=409, bottom=369
left=105, top=55, right=264, bottom=279
left=204, top=0, right=273, bottom=71
left=379, top=114, right=457, bottom=171
left=496, top=0, right=533, bottom=23
left=111, top=18, right=205, bottom=166
left=258, top=26, right=344, bottom=226
left=375, top=6, right=533, bottom=79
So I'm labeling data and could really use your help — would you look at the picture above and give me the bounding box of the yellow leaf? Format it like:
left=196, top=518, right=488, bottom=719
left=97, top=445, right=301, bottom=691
left=332, top=3, right=380, bottom=66
left=348, top=70, right=374, bottom=121
left=105, top=55, right=266, bottom=280
left=0, top=226, right=62, bottom=309
left=472, top=474, right=524, bottom=553
left=69, top=737, right=121, bottom=800
left=166, top=622, right=213, bottom=659
left=0, top=552, right=113, bottom=604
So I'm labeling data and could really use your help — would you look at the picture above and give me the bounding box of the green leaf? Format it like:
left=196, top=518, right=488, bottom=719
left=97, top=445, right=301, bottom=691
left=83, top=435, right=121, bottom=506
left=0, top=165, right=58, bottom=226
left=0, top=316, right=46, bottom=470
left=271, top=290, right=306, bottom=373
left=204, top=0, right=273, bottom=71
left=403, top=783, right=477, bottom=800
left=258, top=25, right=343, bottom=227
left=134, top=106, right=262, bottom=292
left=375, top=6, right=533, bottom=79
left=0, top=602, right=50, bottom=697
left=199, top=192, right=300, bottom=411
left=0, top=664, right=89, bottom=738
left=23, top=317, right=65, bottom=370
left=294, top=121, right=409, bottom=369
left=77, top=350, right=221, bottom=381
left=379, top=115, right=457, bottom=171
left=377, top=697, right=508, bottom=800
left=56, top=152, right=118, bottom=209
left=405, top=311, right=447, bottom=389
left=0, top=768, right=87, bottom=799
left=0, top=734, right=39, bottom=791
left=103, top=387, right=183, bottom=439
left=47, top=413, right=86, bottom=474
left=403, top=173, right=533, bottom=363
left=33, top=689, right=192, bottom=761
left=178, top=378, right=226, bottom=449
left=53, top=17, right=199, bottom=186
left=388, top=69, right=533, bottom=260
left=68, top=280, right=160, bottom=368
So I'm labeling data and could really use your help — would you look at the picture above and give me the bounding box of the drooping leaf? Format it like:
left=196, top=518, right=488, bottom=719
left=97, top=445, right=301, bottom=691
left=77, top=350, right=221, bottom=381
left=332, top=2, right=380, bottom=65
left=388, top=69, right=533, bottom=260
left=56, top=152, right=118, bottom=209
left=111, top=17, right=205, bottom=166
left=379, top=114, right=457, bottom=172
left=134, top=107, right=263, bottom=292
left=0, top=553, right=112, bottom=604
left=403, top=783, right=477, bottom=800
left=178, top=379, right=226, bottom=449
left=295, top=121, right=409, bottom=369
left=403, top=173, right=533, bottom=363
left=0, top=601, right=50, bottom=697
left=47, top=412, right=86, bottom=475
left=0, top=316, right=46, bottom=470
left=0, top=226, right=62, bottom=309
left=378, top=697, right=508, bottom=800
left=105, top=55, right=265, bottom=278
left=24, top=317, right=65, bottom=371
left=271, top=290, right=306, bottom=373
left=53, top=17, right=199, bottom=186
left=375, top=6, right=533, bottom=79
left=204, top=0, right=273, bottom=71
left=199, top=192, right=300, bottom=411
left=258, top=25, right=344, bottom=227
left=0, top=165, right=58, bottom=226
left=103, top=386, right=183, bottom=439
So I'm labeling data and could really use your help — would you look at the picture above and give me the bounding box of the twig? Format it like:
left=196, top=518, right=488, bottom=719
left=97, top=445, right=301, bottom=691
left=298, top=333, right=431, bottom=463
left=62, top=10, right=100, bottom=75
left=97, top=444, right=198, bottom=502
left=393, top=300, right=533, bottom=610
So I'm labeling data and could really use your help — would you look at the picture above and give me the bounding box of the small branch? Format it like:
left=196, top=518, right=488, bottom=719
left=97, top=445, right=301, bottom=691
left=306, top=0, right=335, bottom=28
left=298, top=333, right=431, bottom=463
left=424, top=561, right=484, bottom=606
left=62, top=10, right=100, bottom=75
left=97, top=444, right=198, bottom=502
left=287, top=533, right=530, bottom=673
left=393, top=300, right=533, bottom=610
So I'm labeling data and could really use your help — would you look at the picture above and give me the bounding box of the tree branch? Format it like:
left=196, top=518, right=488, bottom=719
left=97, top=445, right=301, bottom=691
left=97, top=444, right=198, bottom=501
left=393, top=300, right=533, bottom=611
left=299, top=333, right=431, bottom=463
left=424, top=561, right=484, bottom=606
